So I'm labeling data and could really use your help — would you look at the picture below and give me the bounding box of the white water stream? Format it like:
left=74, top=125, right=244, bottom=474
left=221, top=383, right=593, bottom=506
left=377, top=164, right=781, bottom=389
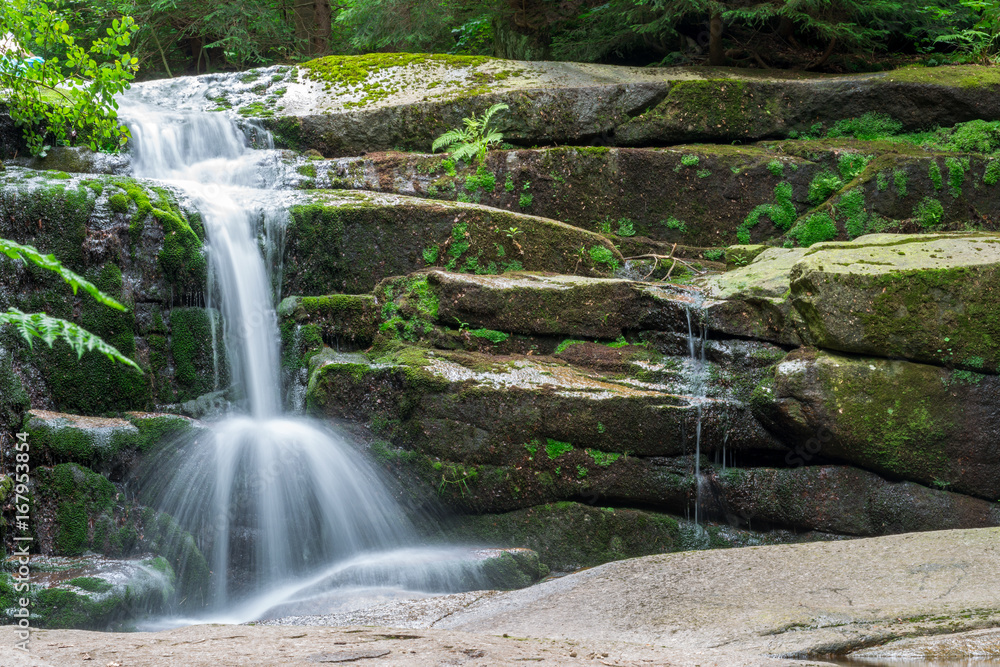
left=118, top=87, right=496, bottom=622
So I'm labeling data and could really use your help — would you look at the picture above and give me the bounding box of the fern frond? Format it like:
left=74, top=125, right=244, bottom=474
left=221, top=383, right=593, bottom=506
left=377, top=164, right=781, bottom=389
left=432, top=129, right=468, bottom=153
left=451, top=142, right=481, bottom=163
left=480, top=103, right=510, bottom=129
left=482, top=130, right=505, bottom=146
left=0, top=238, right=127, bottom=311
left=0, top=308, right=142, bottom=372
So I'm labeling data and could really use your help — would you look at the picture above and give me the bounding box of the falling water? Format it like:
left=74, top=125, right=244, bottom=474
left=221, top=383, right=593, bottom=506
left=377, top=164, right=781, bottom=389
left=685, top=305, right=708, bottom=525
left=119, top=85, right=495, bottom=619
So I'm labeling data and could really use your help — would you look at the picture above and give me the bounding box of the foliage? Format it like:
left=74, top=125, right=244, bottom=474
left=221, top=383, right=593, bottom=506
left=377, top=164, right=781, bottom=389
left=0, top=239, right=140, bottom=370
left=432, top=102, right=509, bottom=163
left=738, top=182, right=796, bottom=244
left=616, top=218, right=635, bottom=236
left=789, top=213, right=838, bottom=247
left=914, top=196, right=945, bottom=226
left=808, top=170, right=844, bottom=205
left=0, top=0, right=139, bottom=156
left=923, top=0, right=1000, bottom=62
left=828, top=112, right=903, bottom=140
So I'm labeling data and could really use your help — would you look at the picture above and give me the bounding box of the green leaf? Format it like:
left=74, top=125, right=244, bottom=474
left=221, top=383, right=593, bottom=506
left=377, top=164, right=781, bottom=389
left=0, top=238, right=127, bottom=311
left=0, top=309, right=142, bottom=372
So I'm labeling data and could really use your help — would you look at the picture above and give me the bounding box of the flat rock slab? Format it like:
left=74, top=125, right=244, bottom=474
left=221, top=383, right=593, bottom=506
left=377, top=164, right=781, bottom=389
left=430, top=527, right=1000, bottom=657
left=12, top=529, right=999, bottom=665
left=0, top=624, right=831, bottom=667
left=850, top=627, right=1000, bottom=658
left=427, top=269, right=699, bottom=338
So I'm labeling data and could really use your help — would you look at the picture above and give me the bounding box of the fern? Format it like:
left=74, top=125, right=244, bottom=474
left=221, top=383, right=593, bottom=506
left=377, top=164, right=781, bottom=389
left=432, top=103, right=509, bottom=163
left=0, top=239, right=126, bottom=311
left=0, top=309, right=141, bottom=372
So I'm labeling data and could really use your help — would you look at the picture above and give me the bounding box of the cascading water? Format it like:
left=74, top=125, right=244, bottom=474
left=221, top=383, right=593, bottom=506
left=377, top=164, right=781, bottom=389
left=118, top=83, right=496, bottom=621
left=685, top=303, right=708, bottom=526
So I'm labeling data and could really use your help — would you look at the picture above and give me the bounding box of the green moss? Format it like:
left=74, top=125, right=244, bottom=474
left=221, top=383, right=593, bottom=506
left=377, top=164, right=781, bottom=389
left=945, top=156, right=967, bottom=197
left=108, top=193, right=129, bottom=213
left=820, top=355, right=951, bottom=484
left=468, top=328, right=510, bottom=343
left=545, top=438, right=573, bottom=460
left=437, top=502, right=683, bottom=571
left=985, top=158, right=1000, bottom=186
left=586, top=449, right=621, bottom=466
left=913, top=196, right=944, bottom=227
left=767, top=160, right=784, bottom=177
left=808, top=170, right=844, bottom=205
left=66, top=577, right=113, bottom=593
left=894, top=168, right=909, bottom=196
left=28, top=263, right=150, bottom=413
left=838, top=153, right=872, bottom=181
left=377, top=276, right=441, bottom=342
left=588, top=245, right=618, bottom=271
left=422, top=246, right=440, bottom=265
left=296, top=163, right=317, bottom=179
left=838, top=188, right=870, bottom=239
left=663, top=217, right=689, bottom=234
left=929, top=161, right=943, bottom=190
left=883, top=65, right=1000, bottom=88
left=169, top=308, right=218, bottom=401
left=738, top=182, right=796, bottom=244
left=519, top=192, right=533, bottom=209
left=300, top=53, right=494, bottom=109
left=828, top=112, right=903, bottom=140
left=555, top=339, right=586, bottom=354
left=789, top=213, right=838, bottom=247
left=464, top=165, right=496, bottom=192
left=35, top=463, right=116, bottom=556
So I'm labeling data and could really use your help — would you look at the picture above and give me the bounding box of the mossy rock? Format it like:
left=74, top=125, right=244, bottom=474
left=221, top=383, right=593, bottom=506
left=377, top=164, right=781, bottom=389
left=697, top=247, right=808, bottom=345
left=766, top=349, right=1000, bottom=500
left=709, top=464, right=1000, bottom=536
left=424, top=270, right=693, bottom=339
left=439, top=502, right=684, bottom=571
left=301, top=146, right=820, bottom=247
left=219, top=57, right=1000, bottom=153
left=0, top=555, right=175, bottom=629
left=790, top=233, right=1000, bottom=369
left=617, top=66, right=1000, bottom=146
left=281, top=190, right=621, bottom=296
left=24, top=410, right=197, bottom=477
left=434, top=501, right=842, bottom=572
left=278, top=293, right=379, bottom=349
left=305, top=343, right=778, bottom=490
left=700, top=233, right=1000, bottom=369
left=0, top=167, right=213, bottom=411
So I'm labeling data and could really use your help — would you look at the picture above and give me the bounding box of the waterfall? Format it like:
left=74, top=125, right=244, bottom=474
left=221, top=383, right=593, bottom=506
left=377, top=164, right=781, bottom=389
left=119, top=85, right=491, bottom=620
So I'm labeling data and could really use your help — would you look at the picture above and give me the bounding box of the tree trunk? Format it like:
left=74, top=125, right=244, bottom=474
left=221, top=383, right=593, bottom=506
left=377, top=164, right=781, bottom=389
left=709, top=12, right=725, bottom=66
left=292, top=0, right=331, bottom=56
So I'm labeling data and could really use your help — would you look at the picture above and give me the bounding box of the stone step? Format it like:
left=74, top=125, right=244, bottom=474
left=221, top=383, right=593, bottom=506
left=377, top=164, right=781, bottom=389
left=281, top=190, right=621, bottom=296
left=306, top=344, right=780, bottom=466
left=698, top=232, right=1000, bottom=370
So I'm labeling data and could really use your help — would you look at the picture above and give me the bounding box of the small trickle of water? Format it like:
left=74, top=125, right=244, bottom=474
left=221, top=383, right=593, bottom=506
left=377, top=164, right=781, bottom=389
left=684, top=303, right=709, bottom=525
